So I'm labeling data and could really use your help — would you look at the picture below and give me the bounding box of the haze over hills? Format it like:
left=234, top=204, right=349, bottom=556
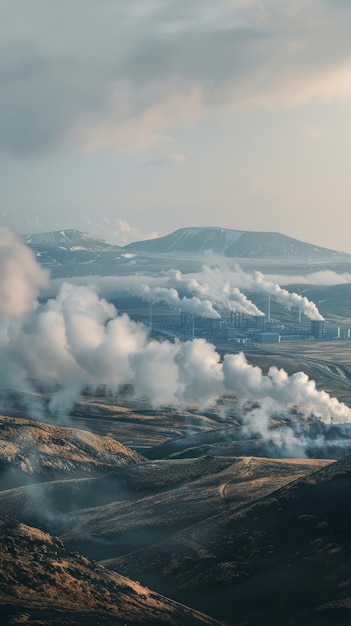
left=1, top=224, right=349, bottom=625
left=4, top=1, right=351, bottom=622
left=0, top=409, right=327, bottom=625
left=22, top=228, right=351, bottom=279
left=23, top=229, right=115, bottom=252
left=108, top=455, right=351, bottom=626
left=0, top=415, right=143, bottom=489
left=124, top=227, right=348, bottom=261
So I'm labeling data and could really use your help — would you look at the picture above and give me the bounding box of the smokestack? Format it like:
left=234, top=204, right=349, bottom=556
left=267, top=295, right=271, bottom=322
left=3, top=233, right=351, bottom=428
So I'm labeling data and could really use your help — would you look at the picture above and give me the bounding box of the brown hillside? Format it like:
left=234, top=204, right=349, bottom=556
left=0, top=516, right=223, bottom=626
left=0, top=415, right=143, bottom=489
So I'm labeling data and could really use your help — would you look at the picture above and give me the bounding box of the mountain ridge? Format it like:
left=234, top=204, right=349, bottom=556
left=23, top=227, right=349, bottom=262
left=124, top=226, right=348, bottom=260
left=23, top=229, right=116, bottom=252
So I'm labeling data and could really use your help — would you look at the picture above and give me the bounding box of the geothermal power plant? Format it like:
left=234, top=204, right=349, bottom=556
left=120, top=299, right=349, bottom=345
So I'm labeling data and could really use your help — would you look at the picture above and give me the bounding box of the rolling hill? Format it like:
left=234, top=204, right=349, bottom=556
left=0, top=415, right=143, bottom=489
left=0, top=515, right=222, bottom=626
left=0, top=455, right=330, bottom=583
left=107, top=456, right=351, bottom=625
left=0, top=404, right=346, bottom=626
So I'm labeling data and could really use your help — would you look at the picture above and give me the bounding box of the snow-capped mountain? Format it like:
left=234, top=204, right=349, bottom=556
left=23, top=229, right=113, bottom=251
left=23, top=229, right=124, bottom=278
left=23, top=226, right=351, bottom=280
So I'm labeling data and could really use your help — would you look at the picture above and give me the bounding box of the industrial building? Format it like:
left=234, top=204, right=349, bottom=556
left=311, top=320, right=326, bottom=340
left=134, top=308, right=351, bottom=345
left=124, top=297, right=351, bottom=345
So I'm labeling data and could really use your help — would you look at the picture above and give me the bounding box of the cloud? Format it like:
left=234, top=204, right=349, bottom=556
left=0, top=235, right=349, bottom=434
left=145, top=152, right=187, bottom=167
left=84, top=217, right=158, bottom=246
left=326, top=0, right=351, bottom=8
left=2, top=280, right=351, bottom=424
left=185, top=265, right=324, bottom=320
left=131, top=283, right=220, bottom=318
left=2, top=0, right=350, bottom=157
left=240, top=57, right=351, bottom=110
left=109, top=219, right=159, bottom=246
left=166, top=268, right=263, bottom=316
left=253, top=270, right=351, bottom=286
left=77, top=86, right=203, bottom=153
left=304, top=127, right=324, bottom=141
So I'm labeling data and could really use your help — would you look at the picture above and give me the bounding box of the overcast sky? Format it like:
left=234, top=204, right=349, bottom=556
left=1, top=1, right=351, bottom=250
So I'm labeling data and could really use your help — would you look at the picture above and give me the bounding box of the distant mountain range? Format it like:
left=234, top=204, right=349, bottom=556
left=124, top=227, right=347, bottom=260
left=22, top=227, right=351, bottom=279
left=24, top=229, right=114, bottom=252
left=25, top=227, right=348, bottom=259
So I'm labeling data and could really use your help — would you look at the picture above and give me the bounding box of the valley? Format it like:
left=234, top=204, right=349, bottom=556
left=1, top=226, right=351, bottom=625
left=4, top=1, right=351, bottom=621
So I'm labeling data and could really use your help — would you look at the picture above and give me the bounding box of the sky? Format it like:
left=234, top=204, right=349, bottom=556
left=1, top=0, right=351, bottom=250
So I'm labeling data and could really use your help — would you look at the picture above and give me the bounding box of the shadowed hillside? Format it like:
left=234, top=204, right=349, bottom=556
left=0, top=456, right=329, bottom=563
left=109, top=456, right=351, bottom=625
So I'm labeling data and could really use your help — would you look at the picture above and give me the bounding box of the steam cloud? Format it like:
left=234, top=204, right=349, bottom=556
left=244, top=269, right=324, bottom=321
left=197, top=265, right=324, bottom=321
left=166, top=269, right=264, bottom=316
left=0, top=228, right=48, bottom=317
left=165, top=265, right=323, bottom=320
left=131, top=283, right=220, bottom=318
left=0, top=231, right=346, bottom=436
left=1, top=281, right=350, bottom=424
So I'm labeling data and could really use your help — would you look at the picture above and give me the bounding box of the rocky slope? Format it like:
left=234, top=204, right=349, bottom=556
left=0, top=515, right=222, bottom=626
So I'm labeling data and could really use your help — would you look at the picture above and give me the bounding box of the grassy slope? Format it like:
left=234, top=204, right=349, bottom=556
left=109, top=457, right=351, bottom=626
left=0, top=415, right=144, bottom=490
left=0, top=516, right=223, bottom=626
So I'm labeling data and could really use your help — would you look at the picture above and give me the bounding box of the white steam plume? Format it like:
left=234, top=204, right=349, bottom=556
left=166, top=269, right=264, bottom=316
left=200, top=265, right=324, bottom=321
left=131, top=283, right=220, bottom=318
left=1, top=282, right=351, bottom=424
left=0, top=228, right=48, bottom=317
left=246, top=269, right=324, bottom=321
left=0, top=232, right=346, bottom=430
left=222, top=352, right=351, bottom=423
